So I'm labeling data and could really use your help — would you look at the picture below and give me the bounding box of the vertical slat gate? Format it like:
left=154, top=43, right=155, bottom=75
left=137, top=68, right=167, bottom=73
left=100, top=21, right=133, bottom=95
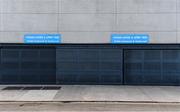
left=124, top=49, right=180, bottom=85
left=0, top=47, right=2, bottom=83
left=0, top=46, right=56, bottom=84
left=56, top=46, right=123, bottom=84
left=0, top=44, right=180, bottom=85
left=1, top=48, right=21, bottom=84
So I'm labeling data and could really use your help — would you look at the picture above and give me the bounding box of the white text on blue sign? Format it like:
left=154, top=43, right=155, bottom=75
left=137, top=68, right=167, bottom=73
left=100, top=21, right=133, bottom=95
left=111, top=34, right=149, bottom=44
left=24, top=34, right=61, bottom=44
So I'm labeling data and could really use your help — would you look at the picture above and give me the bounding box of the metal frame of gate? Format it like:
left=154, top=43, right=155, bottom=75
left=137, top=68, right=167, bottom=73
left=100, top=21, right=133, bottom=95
left=0, top=44, right=180, bottom=85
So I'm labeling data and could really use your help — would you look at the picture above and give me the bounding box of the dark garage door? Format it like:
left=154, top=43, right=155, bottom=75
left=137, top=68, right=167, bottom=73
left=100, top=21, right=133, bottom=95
left=124, top=49, right=180, bottom=85
left=56, top=46, right=123, bottom=84
left=0, top=46, right=56, bottom=84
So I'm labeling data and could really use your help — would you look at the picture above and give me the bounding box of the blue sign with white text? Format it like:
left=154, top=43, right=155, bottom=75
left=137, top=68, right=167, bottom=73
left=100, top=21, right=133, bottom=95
left=111, top=34, right=149, bottom=44
left=24, top=34, right=61, bottom=44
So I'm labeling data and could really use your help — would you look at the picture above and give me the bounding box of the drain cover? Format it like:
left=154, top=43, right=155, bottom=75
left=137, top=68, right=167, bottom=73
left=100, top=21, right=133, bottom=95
left=2, top=87, right=24, bottom=90
left=2, top=86, right=61, bottom=90
left=42, top=86, right=61, bottom=90
left=23, top=87, right=42, bottom=90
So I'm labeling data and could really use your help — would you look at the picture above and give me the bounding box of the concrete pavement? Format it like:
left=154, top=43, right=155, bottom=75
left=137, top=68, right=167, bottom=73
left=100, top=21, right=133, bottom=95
left=0, top=85, right=180, bottom=102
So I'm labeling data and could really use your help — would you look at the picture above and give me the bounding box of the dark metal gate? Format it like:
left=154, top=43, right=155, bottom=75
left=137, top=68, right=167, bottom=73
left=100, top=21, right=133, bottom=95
left=124, top=49, right=180, bottom=85
left=0, top=46, right=56, bottom=84
left=0, top=44, right=180, bottom=85
left=56, top=46, right=123, bottom=84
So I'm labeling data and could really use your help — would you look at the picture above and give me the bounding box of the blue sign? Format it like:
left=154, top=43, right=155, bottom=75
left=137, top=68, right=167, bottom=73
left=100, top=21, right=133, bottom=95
left=111, top=34, right=149, bottom=44
left=24, top=34, right=61, bottom=44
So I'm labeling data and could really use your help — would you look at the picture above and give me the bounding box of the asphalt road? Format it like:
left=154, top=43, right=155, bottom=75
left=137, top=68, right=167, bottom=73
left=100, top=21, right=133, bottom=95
left=0, top=102, right=180, bottom=112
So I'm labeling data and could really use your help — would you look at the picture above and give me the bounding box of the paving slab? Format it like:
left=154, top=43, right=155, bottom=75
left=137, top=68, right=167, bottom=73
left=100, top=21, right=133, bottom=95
left=0, top=90, right=28, bottom=101
left=161, top=86, right=180, bottom=102
left=19, top=90, right=58, bottom=101
left=54, top=85, right=88, bottom=101
left=141, top=86, right=180, bottom=102
left=82, top=86, right=151, bottom=101
left=143, top=87, right=180, bottom=102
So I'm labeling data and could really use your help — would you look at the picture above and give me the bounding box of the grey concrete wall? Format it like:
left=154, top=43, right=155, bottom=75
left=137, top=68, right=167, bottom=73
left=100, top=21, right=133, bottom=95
left=0, top=0, right=179, bottom=43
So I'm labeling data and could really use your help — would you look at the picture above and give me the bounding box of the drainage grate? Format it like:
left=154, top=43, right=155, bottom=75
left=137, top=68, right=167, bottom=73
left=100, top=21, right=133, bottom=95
left=23, top=87, right=43, bottom=90
left=42, top=86, right=61, bottom=90
left=2, top=86, right=24, bottom=90
left=2, top=86, right=61, bottom=90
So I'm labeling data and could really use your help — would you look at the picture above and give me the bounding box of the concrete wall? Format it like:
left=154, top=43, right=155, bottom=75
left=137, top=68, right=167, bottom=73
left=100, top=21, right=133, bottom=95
left=0, top=0, right=179, bottom=43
